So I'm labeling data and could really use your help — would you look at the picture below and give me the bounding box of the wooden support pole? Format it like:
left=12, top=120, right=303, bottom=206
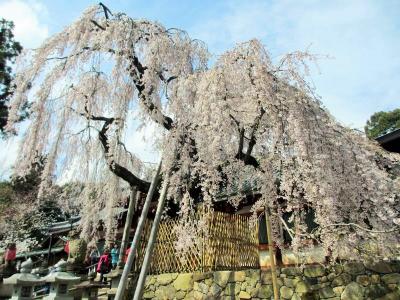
left=114, top=161, right=162, bottom=300
left=117, top=186, right=138, bottom=268
left=133, top=175, right=169, bottom=300
left=47, top=234, right=53, bottom=265
left=265, top=208, right=279, bottom=300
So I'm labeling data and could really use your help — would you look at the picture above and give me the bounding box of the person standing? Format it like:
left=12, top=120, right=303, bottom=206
left=124, top=247, right=131, bottom=263
left=96, top=249, right=110, bottom=284
left=89, top=247, right=99, bottom=266
left=110, top=244, right=119, bottom=270
left=4, top=243, right=16, bottom=265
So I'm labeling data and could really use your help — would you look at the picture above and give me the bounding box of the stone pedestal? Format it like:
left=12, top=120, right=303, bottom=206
left=43, top=259, right=80, bottom=300
left=3, top=258, right=44, bottom=300
left=105, top=269, right=123, bottom=289
left=70, top=280, right=104, bottom=300
left=107, top=288, right=117, bottom=300
left=103, top=269, right=123, bottom=300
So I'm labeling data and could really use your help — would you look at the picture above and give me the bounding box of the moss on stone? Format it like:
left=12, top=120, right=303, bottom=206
left=173, top=273, right=192, bottom=291
left=304, top=266, right=325, bottom=278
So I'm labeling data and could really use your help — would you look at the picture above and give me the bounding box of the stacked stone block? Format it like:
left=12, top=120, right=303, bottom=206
left=142, top=261, right=400, bottom=299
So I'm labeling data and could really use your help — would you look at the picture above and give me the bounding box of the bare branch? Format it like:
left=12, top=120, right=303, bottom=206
left=99, top=2, right=113, bottom=19
left=90, top=20, right=106, bottom=31
left=318, top=222, right=400, bottom=234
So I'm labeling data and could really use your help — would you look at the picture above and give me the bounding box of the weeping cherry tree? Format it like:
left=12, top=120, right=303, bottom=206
left=6, top=4, right=400, bottom=260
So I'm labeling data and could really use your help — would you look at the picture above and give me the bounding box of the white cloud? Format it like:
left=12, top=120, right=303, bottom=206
left=0, top=0, right=49, bottom=48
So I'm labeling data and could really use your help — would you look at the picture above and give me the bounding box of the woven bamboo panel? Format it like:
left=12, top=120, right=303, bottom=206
left=203, top=211, right=259, bottom=271
left=132, top=220, right=152, bottom=273
left=134, top=211, right=259, bottom=274
left=133, top=218, right=203, bottom=274
left=150, top=218, right=203, bottom=274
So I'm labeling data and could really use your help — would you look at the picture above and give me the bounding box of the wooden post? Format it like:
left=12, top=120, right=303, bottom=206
left=265, top=208, right=279, bottom=300
left=114, top=161, right=162, bottom=300
left=47, top=234, right=53, bottom=265
left=117, top=186, right=138, bottom=268
left=133, top=175, right=169, bottom=300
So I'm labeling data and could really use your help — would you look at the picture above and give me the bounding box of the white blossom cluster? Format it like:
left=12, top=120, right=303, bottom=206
left=6, top=5, right=400, bottom=259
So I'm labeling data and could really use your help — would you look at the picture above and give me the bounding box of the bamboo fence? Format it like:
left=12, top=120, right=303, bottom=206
left=133, top=210, right=259, bottom=274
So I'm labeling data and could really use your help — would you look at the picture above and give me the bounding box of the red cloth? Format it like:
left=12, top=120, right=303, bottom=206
left=97, top=254, right=110, bottom=273
left=64, top=241, right=69, bottom=254
left=4, top=248, right=16, bottom=261
left=124, top=248, right=130, bottom=263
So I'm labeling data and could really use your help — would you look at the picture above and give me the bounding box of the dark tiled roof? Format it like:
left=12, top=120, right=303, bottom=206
left=376, top=128, right=400, bottom=153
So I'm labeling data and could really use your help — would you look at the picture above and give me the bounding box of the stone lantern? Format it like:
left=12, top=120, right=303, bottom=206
left=43, top=259, right=80, bottom=300
left=3, top=258, right=44, bottom=300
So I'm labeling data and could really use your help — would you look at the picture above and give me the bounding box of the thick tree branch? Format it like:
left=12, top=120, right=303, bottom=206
left=127, top=54, right=173, bottom=130
left=99, top=2, right=113, bottom=19
left=237, top=128, right=245, bottom=158
left=229, top=112, right=260, bottom=168
left=245, top=106, right=265, bottom=164
left=71, top=103, right=151, bottom=192
left=90, top=20, right=106, bottom=31
left=96, top=116, right=151, bottom=192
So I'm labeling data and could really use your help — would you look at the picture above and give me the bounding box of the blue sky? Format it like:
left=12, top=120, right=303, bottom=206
left=0, top=0, right=399, bottom=176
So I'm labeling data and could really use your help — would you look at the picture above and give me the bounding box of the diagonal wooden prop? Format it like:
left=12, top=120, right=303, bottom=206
left=114, top=161, right=162, bottom=300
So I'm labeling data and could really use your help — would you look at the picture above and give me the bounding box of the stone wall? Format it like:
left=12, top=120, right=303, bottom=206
left=143, top=261, right=400, bottom=299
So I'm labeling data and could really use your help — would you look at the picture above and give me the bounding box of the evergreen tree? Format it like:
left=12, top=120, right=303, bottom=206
left=365, top=108, right=400, bottom=139
left=0, top=18, right=24, bottom=135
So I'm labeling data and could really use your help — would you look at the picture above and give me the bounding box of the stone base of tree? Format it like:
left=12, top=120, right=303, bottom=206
left=141, top=261, right=400, bottom=299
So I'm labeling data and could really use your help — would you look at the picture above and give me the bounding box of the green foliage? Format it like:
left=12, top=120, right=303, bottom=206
left=19, top=199, right=68, bottom=244
left=365, top=108, right=400, bottom=139
left=0, top=181, right=13, bottom=204
left=0, top=156, right=70, bottom=248
left=0, top=187, right=71, bottom=249
left=0, top=156, right=45, bottom=209
left=0, top=18, right=25, bottom=135
left=11, top=156, right=45, bottom=196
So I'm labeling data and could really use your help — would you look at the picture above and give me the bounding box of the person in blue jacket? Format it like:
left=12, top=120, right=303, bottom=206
left=110, top=244, right=119, bottom=269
